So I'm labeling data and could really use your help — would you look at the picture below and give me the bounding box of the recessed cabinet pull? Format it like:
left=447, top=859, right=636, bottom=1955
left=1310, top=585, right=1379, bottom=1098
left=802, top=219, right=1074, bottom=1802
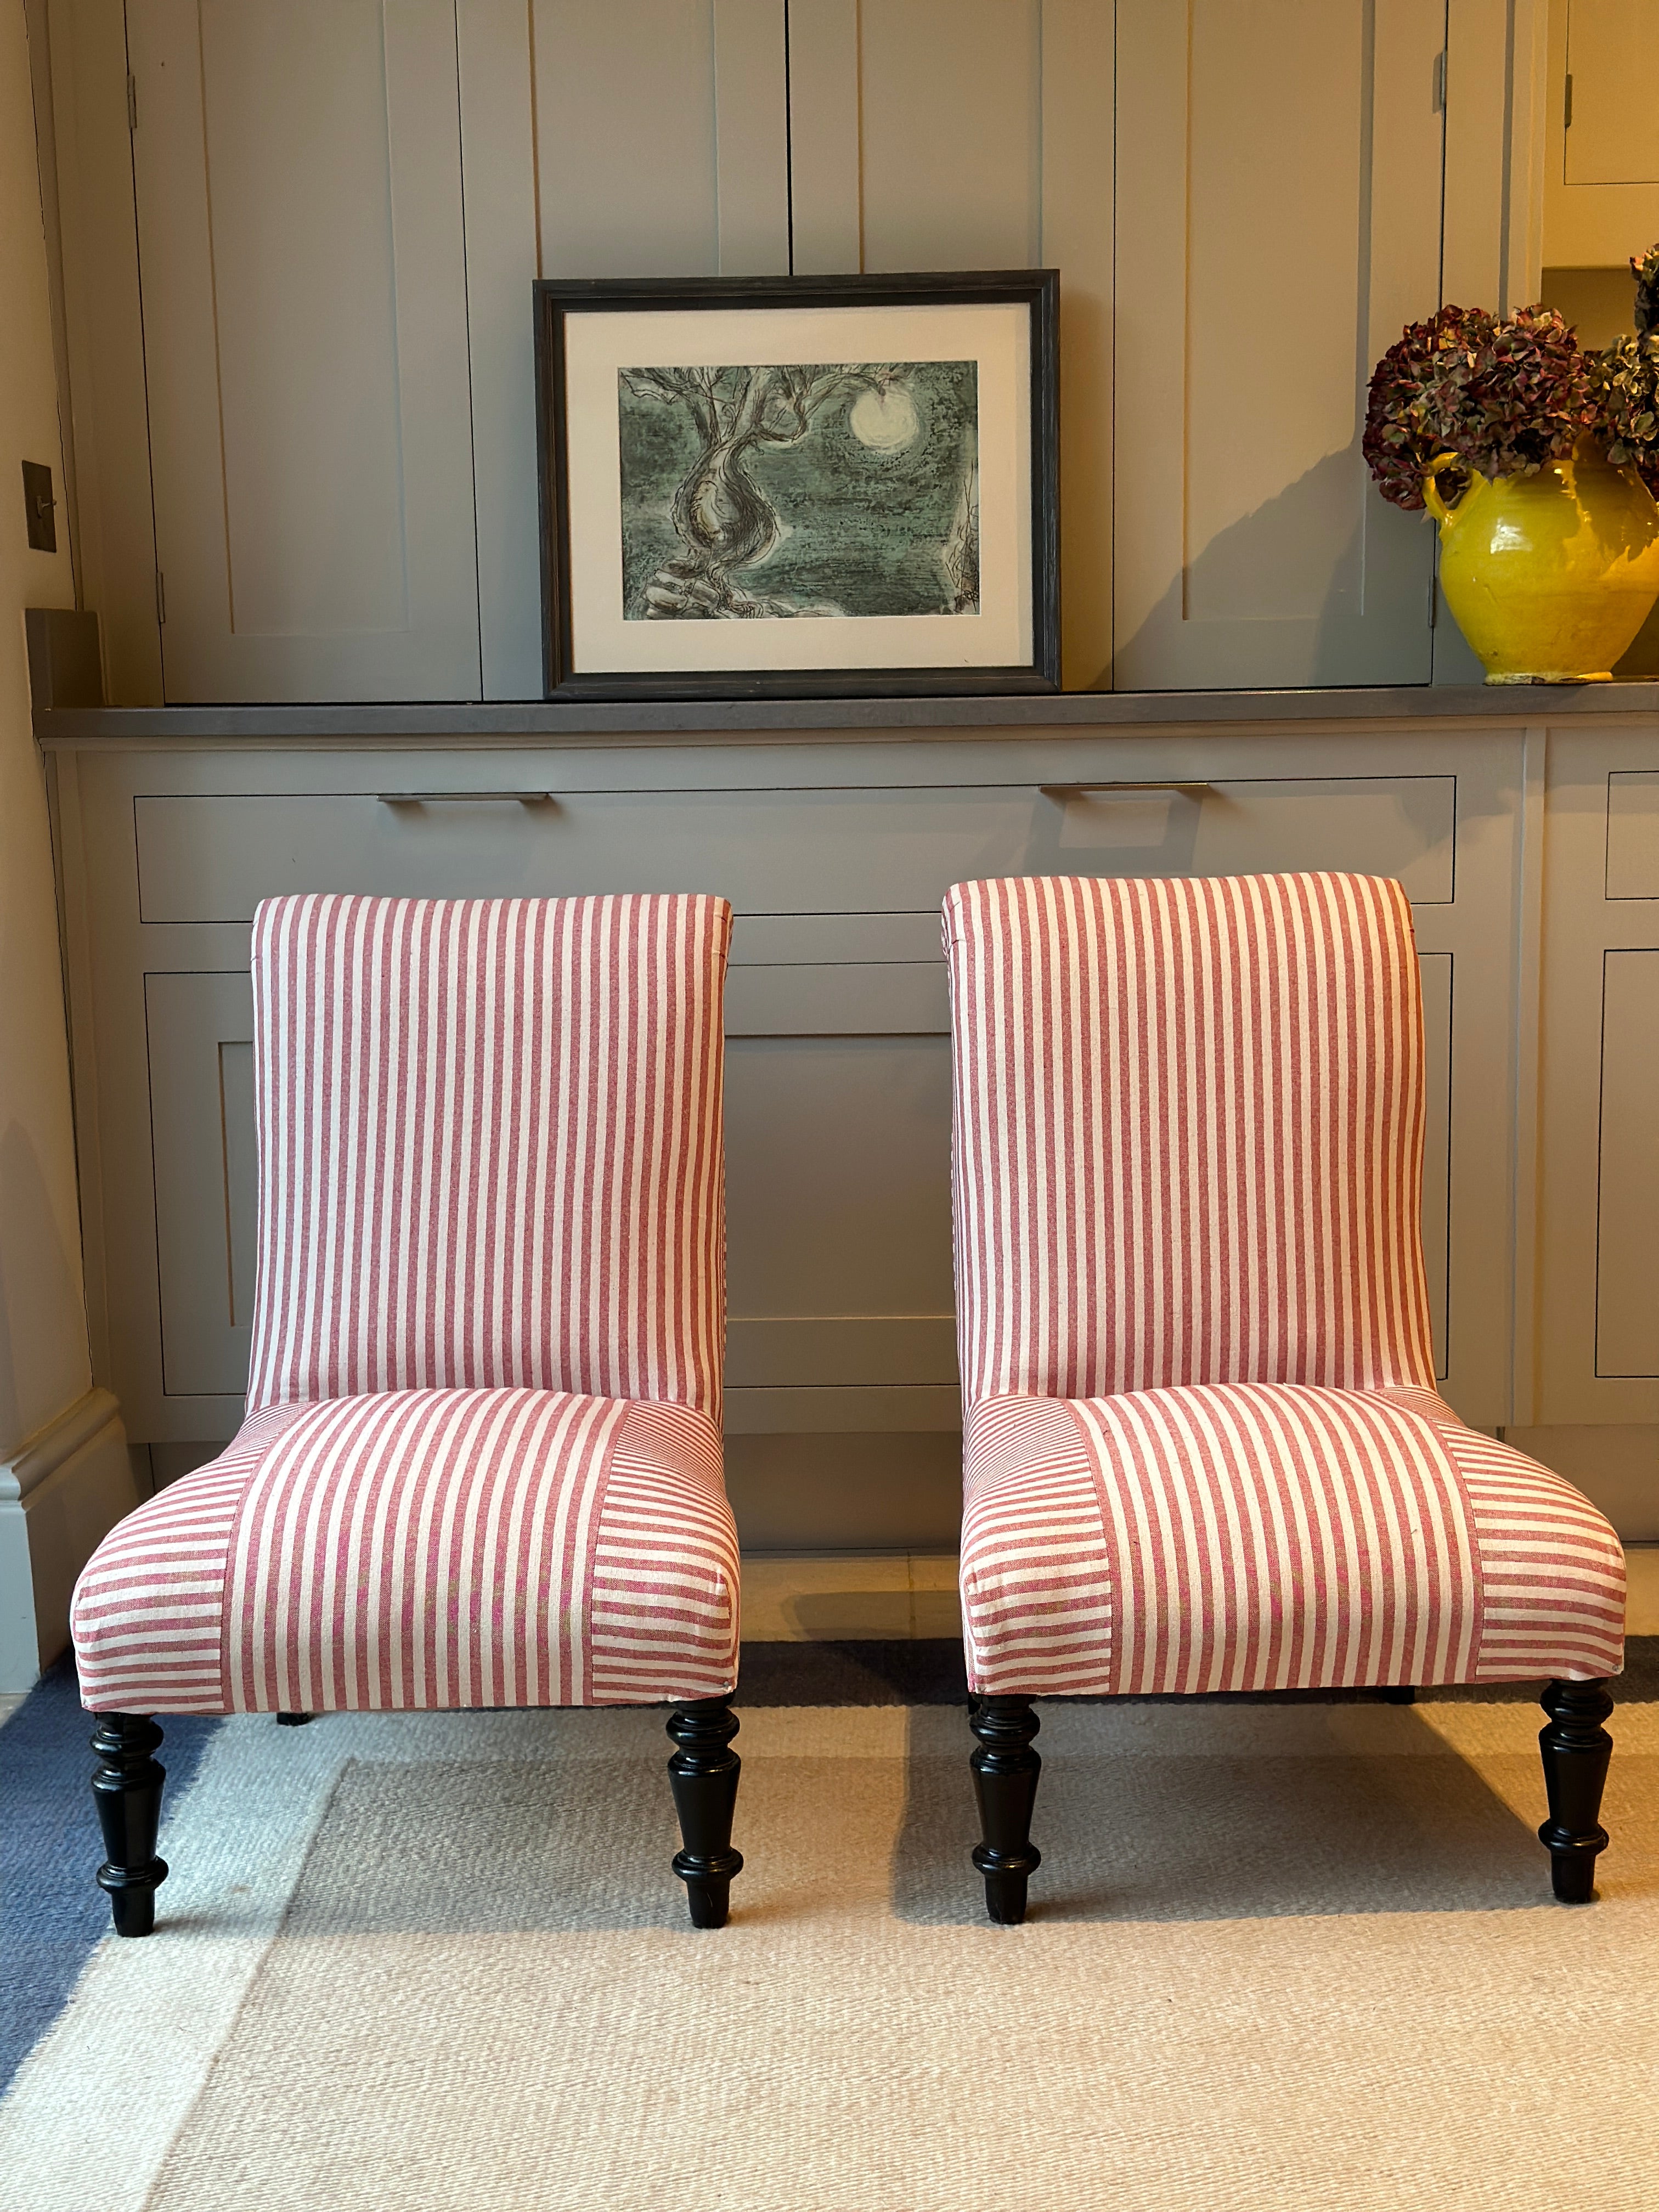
left=376, top=791, right=560, bottom=806
left=1037, top=780, right=1214, bottom=799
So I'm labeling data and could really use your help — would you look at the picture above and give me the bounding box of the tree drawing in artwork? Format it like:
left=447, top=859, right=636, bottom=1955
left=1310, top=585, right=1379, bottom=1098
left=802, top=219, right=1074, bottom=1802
left=617, top=360, right=979, bottom=619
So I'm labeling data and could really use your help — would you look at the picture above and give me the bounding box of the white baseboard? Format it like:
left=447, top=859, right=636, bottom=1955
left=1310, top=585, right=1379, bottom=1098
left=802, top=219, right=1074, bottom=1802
left=0, top=1387, right=138, bottom=1693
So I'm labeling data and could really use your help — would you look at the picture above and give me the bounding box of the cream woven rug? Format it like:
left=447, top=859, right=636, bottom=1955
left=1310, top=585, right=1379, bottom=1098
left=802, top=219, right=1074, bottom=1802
left=4, top=1696, right=1657, bottom=2210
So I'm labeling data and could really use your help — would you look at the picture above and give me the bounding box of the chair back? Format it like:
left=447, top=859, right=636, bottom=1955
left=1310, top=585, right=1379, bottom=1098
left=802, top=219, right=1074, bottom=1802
left=945, top=871, right=1436, bottom=1407
left=245, top=892, right=731, bottom=1418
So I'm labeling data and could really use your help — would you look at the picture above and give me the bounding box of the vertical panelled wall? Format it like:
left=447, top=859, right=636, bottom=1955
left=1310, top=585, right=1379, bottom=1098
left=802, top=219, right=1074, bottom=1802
left=128, top=1, right=481, bottom=703
left=1112, top=0, right=1550, bottom=692
left=55, top=1, right=1111, bottom=702
left=1113, top=0, right=1447, bottom=691
left=784, top=0, right=1113, bottom=691
left=44, top=1, right=1549, bottom=702
left=505, top=0, right=1114, bottom=696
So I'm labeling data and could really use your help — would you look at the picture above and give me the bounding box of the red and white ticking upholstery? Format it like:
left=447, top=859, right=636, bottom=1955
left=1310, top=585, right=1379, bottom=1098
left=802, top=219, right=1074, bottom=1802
left=74, top=893, right=739, bottom=1714
left=946, top=872, right=1624, bottom=1697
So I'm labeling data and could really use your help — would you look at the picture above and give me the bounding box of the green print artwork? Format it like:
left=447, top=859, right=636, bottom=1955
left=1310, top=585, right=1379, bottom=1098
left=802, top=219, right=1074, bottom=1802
left=617, top=360, right=979, bottom=621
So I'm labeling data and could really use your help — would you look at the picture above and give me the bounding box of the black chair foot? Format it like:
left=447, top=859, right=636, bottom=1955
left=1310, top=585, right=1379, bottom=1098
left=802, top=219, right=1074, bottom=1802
left=1380, top=1685, right=1416, bottom=1705
left=91, top=1714, right=168, bottom=1938
left=977, top=1865, right=1034, bottom=1925
left=667, top=1699, right=743, bottom=1929
left=275, top=1712, right=313, bottom=1726
left=680, top=1876, right=733, bottom=1929
left=1539, top=1678, right=1613, bottom=1903
left=970, top=1695, right=1042, bottom=1925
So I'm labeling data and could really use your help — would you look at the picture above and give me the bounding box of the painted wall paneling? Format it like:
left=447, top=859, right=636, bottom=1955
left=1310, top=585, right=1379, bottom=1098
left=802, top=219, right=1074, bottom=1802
left=126, top=1, right=482, bottom=703
left=1543, top=0, right=1659, bottom=267
left=461, top=0, right=791, bottom=696
left=1114, top=0, right=1447, bottom=691
left=42, top=0, right=161, bottom=704
left=1442, top=0, right=1549, bottom=311
left=530, top=0, right=788, bottom=277
left=144, top=970, right=255, bottom=1400
left=1534, top=728, right=1659, bottom=1423
left=1435, top=0, right=1550, bottom=685
left=38, top=2, right=1559, bottom=706
left=782, top=0, right=1114, bottom=690
left=53, top=731, right=1514, bottom=1526
left=456, top=0, right=541, bottom=701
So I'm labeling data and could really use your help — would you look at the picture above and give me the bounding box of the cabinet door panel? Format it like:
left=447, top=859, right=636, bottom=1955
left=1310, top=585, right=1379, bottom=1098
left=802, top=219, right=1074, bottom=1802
left=785, top=0, right=1115, bottom=687
left=1536, top=729, right=1659, bottom=1422
left=857, top=1, right=1042, bottom=272
left=1596, top=950, right=1659, bottom=1379
left=725, top=1032, right=957, bottom=1429
left=455, top=0, right=542, bottom=701
left=1606, top=771, right=1659, bottom=896
left=139, top=980, right=965, bottom=1427
left=1419, top=952, right=1452, bottom=1382
left=532, top=0, right=788, bottom=278
left=1564, top=1, right=1659, bottom=185
left=128, top=938, right=1460, bottom=1430
left=1545, top=0, right=1659, bottom=263
left=726, top=1037, right=955, bottom=1320
left=144, top=972, right=255, bottom=1402
left=128, top=1, right=480, bottom=703
left=1114, top=0, right=1444, bottom=689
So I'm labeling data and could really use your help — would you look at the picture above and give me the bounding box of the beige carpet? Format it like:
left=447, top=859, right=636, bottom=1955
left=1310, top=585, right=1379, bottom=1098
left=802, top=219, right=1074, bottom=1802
left=123, top=1699, right=1659, bottom=2211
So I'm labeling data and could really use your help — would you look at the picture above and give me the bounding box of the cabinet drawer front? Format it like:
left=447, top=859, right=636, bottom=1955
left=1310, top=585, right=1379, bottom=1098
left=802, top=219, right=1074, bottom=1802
left=1607, top=772, right=1659, bottom=898
left=133, top=775, right=1455, bottom=924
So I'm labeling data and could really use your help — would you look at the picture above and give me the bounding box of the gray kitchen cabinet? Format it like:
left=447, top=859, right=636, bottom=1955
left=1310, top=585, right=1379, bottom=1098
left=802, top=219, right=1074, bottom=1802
left=42, top=2, right=1545, bottom=707
left=1112, top=0, right=1446, bottom=690
left=1533, top=729, right=1659, bottom=1425
left=533, top=0, right=788, bottom=280
left=465, top=0, right=789, bottom=694
left=783, top=0, right=1115, bottom=691
left=128, top=775, right=1457, bottom=925
left=46, top=720, right=1525, bottom=1545
left=126, top=1, right=482, bottom=703
left=1544, top=0, right=1659, bottom=267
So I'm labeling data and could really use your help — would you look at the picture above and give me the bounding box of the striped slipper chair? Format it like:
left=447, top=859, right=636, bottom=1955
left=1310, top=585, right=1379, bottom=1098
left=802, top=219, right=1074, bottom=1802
left=72, top=893, right=743, bottom=1934
left=946, top=871, right=1625, bottom=1923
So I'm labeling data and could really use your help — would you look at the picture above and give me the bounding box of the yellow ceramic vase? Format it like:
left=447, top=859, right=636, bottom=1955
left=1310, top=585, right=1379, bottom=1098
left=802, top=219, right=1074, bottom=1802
left=1424, top=439, right=1659, bottom=683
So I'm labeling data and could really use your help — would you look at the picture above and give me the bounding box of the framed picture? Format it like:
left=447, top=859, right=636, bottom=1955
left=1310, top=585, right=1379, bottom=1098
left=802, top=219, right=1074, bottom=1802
left=534, top=270, right=1059, bottom=701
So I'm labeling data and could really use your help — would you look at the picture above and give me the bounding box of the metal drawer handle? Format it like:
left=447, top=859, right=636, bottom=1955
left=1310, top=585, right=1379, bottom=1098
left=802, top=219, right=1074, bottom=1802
left=377, top=791, right=560, bottom=806
left=1039, top=781, right=1214, bottom=799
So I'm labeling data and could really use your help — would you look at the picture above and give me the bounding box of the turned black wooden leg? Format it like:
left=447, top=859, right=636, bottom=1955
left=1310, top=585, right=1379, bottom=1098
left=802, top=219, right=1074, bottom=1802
left=91, top=1715, right=168, bottom=1938
left=667, top=1700, right=743, bottom=1929
left=1538, top=1678, right=1613, bottom=1903
left=275, top=1712, right=312, bottom=1726
left=969, top=1695, right=1042, bottom=1925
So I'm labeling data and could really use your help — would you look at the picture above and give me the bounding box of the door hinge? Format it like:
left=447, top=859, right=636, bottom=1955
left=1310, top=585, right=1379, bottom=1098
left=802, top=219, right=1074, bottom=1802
left=1565, top=72, right=1573, bottom=130
left=1432, top=50, right=1446, bottom=114
left=155, top=568, right=166, bottom=625
left=127, top=71, right=137, bottom=132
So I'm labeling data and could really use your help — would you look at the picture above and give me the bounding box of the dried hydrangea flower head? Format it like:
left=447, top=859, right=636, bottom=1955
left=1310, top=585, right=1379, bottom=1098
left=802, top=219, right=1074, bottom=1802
left=1587, top=243, right=1659, bottom=497
left=1364, top=304, right=1595, bottom=511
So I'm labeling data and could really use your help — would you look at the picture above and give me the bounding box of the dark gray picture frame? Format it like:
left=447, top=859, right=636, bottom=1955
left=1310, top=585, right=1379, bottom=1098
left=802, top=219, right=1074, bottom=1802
left=534, top=270, right=1059, bottom=701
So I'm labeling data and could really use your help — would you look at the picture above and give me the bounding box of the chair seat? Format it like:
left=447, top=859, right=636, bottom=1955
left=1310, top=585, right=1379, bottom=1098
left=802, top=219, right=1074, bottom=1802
left=960, top=1382, right=1624, bottom=1697
left=72, top=1390, right=738, bottom=1715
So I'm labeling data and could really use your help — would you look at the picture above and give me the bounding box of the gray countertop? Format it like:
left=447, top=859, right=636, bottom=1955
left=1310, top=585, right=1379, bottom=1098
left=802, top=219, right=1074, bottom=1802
left=33, top=680, right=1659, bottom=748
